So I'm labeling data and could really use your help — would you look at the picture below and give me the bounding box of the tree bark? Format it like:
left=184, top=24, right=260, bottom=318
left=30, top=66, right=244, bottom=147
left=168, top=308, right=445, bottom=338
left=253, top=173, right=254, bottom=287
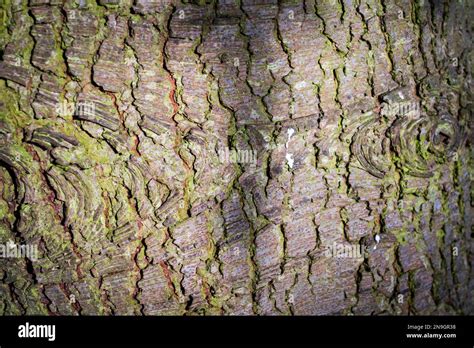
left=0, top=0, right=472, bottom=315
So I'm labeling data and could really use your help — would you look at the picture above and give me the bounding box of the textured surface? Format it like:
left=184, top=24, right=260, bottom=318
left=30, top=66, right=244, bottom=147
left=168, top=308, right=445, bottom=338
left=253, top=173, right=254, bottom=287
left=0, top=0, right=473, bottom=315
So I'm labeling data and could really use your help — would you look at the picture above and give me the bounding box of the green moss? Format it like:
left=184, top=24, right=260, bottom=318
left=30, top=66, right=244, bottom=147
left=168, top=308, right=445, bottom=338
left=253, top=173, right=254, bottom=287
left=436, top=229, right=445, bottom=243
left=393, top=228, right=408, bottom=245
left=0, top=0, right=12, bottom=49
left=61, top=122, right=115, bottom=165
left=0, top=81, right=31, bottom=130
left=0, top=200, right=9, bottom=220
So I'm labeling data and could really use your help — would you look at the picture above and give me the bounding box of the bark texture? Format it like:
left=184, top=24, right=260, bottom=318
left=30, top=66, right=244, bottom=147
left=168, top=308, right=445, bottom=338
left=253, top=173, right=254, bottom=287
left=0, top=0, right=473, bottom=315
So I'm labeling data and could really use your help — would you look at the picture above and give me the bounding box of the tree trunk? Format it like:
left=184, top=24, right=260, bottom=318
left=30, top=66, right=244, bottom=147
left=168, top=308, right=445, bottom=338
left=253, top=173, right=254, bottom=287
left=0, top=0, right=472, bottom=315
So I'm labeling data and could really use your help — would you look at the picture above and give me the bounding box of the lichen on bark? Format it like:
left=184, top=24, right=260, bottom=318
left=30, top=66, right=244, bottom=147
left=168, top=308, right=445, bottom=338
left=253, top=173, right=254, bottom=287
left=0, top=0, right=472, bottom=315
